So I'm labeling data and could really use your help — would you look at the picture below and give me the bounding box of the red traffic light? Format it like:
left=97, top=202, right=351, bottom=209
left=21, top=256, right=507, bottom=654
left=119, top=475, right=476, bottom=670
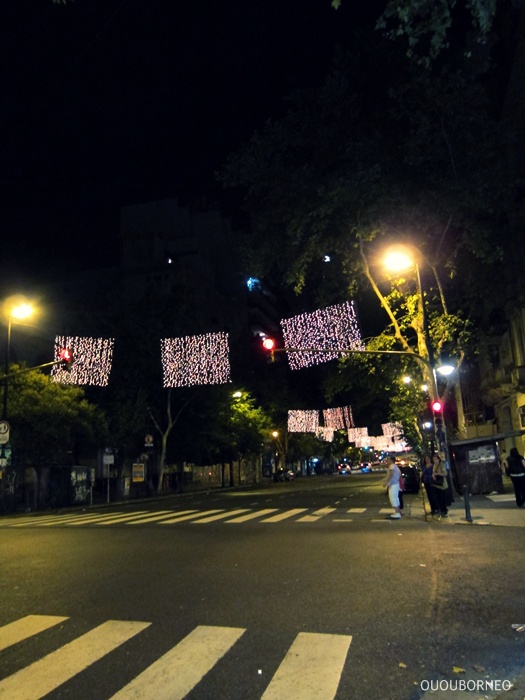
left=262, top=337, right=275, bottom=351
left=431, top=399, right=443, bottom=413
left=59, top=347, right=74, bottom=371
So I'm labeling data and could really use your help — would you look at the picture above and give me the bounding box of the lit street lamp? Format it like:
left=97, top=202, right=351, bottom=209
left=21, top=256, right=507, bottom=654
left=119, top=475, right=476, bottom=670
left=2, top=301, right=34, bottom=420
left=383, top=245, right=454, bottom=490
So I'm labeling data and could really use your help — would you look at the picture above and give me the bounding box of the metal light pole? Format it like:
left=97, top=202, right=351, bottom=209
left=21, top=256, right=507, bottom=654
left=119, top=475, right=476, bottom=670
left=2, top=314, right=12, bottom=421
left=383, top=246, right=453, bottom=500
left=2, top=303, right=34, bottom=420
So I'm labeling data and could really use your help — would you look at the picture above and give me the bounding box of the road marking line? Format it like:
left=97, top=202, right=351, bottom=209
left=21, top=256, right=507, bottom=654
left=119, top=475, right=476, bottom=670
left=66, top=513, right=140, bottom=526
left=27, top=513, right=128, bottom=527
left=192, top=509, right=252, bottom=523
left=260, top=508, right=308, bottom=523
left=297, top=507, right=336, bottom=523
left=261, top=632, right=352, bottom=700
left=332, top=519, right=353, bottom=523
left=0, top=620, right=150, bottom=700
left=379, top=508, right=395, bottom=514
left=160, top=509, right=224, bottom=524
left=347, top=507, right=367, bottom=513
left=3, top=515, right=65, bottom=525
left=226, top=508, right=279, bottom=522
left=7, top=513, right=107, bottom=527
left=110, top=625, right=245, bottom=700
left=0, top=615, right=69, bottom=652
left=91, top=512, right=152, bottom=525
left=127, top=511, right=194, bottom=524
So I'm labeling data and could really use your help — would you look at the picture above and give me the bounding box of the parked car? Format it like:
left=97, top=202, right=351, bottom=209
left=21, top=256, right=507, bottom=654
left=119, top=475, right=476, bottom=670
left=275, top=469, right=295, bottom=482
left=399, top=464, right=421, bottom=493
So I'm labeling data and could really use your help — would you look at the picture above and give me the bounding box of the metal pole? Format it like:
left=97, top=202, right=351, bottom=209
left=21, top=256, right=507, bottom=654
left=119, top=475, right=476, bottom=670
left=415, top=263, right=454, bottom=503
left=463, top=484, right=473, bottom=523
left=3, top=316, right=11, bottom=420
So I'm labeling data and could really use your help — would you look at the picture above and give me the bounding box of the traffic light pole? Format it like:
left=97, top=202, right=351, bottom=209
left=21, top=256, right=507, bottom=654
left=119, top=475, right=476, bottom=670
left=270, top=346, right=439, bottom=401
left=0, top=359, right=68, bottom=383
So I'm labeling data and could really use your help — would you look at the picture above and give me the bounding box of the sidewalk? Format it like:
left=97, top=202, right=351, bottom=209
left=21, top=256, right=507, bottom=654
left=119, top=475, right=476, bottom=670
left=408, top=478, right=525, bottom=528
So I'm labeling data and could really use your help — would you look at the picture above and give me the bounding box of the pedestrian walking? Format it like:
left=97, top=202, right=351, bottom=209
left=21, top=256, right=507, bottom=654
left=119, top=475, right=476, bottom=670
left=505, top=447, right=525, bottom=507
left=422, top=454, right=440, bottom=515
left=432, top=452, right=448, bottom=516
left=384, top=457, right=402, bottom=519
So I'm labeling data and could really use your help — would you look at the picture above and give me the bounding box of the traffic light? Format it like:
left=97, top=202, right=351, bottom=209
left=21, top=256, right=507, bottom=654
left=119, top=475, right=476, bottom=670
left=262, top=336, right=276, bottom=362
left=59, top=347, right=74, bottom=372
left=431, top=399, right=443, bottom=413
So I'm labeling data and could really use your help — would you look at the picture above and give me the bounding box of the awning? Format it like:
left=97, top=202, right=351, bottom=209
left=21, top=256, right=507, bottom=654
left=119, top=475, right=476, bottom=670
left=450, top=429, right=525, bottom=447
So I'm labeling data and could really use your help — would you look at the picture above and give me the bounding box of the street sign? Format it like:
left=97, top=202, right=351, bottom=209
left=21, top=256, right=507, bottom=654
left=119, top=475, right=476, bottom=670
left=103, top=454, right=115, bottom=465
left=0, top=420, right=10, bottom=445
left=132, top=463, right=145, bottom=483
left=145, top=434, right=154, bottom=447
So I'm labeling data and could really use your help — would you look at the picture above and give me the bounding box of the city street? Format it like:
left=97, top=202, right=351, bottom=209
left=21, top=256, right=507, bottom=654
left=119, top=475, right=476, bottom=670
left=1, top=474, right=524, bottom=699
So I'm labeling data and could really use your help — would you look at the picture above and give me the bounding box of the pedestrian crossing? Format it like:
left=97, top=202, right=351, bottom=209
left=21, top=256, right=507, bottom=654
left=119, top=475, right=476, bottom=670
left=0, top=614, right=352, bottom=699
left=0, top=506, right=404, bottom=528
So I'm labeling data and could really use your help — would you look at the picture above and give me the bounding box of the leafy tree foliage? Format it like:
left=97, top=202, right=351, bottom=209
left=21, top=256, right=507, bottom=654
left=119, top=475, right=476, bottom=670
left=332, top=0, right=498, bottom=67
left=6, top=365, right=107, bottom=468
left=2, top=365, right=107, bottom=508
left=220, top=33, right=510, bottom=447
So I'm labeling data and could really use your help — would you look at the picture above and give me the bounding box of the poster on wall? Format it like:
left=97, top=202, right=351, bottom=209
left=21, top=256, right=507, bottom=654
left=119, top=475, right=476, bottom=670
left=132, top=464, right=145, bottom=483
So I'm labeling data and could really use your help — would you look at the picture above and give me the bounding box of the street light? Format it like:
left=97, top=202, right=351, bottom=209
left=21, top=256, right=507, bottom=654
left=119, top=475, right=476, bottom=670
left=383, top=245, right=453, bottom=485
left=2, top=300, right=34, bottom=420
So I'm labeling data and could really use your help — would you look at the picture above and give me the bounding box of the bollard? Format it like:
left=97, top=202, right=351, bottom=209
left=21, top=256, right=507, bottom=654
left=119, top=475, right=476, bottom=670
left=463, top=484, right=473, bottom=523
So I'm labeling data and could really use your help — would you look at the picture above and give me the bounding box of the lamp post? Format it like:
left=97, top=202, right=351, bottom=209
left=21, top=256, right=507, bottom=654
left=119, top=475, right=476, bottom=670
left=2, top=302, right=34, bottom=420
left=383, top=245, right=454, bottom=499
left=0, top=301, right=34, bottom=508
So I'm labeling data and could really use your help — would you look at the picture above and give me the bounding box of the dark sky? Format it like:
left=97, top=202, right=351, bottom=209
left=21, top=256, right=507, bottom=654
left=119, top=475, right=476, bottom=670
left=1, top=0, right=383, bottom=282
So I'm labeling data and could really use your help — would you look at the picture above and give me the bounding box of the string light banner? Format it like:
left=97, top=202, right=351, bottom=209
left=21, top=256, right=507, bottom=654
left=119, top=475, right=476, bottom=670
left=161, top=332, right=231, bottom=387
left=288, top=410, right=319, bottom=433
left=347, top=427, right=368, bottom=443
left=317, top=427, right=334, bottom=442
left=382, top=422, right=403, bottom=437
left=323, top=406, right=354, bottom=430
left=51, top=336, right=115, bottom=386
left=280, top=301, right=364, bottom=370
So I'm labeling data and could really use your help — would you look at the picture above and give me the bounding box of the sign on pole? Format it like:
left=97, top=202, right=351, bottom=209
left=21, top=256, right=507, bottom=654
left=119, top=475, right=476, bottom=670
left=0, top=421, right=10, bottom=445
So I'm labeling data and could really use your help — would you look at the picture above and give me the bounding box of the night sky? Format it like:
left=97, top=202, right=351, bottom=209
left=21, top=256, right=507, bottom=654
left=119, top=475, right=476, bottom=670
left=1, top=0, right=383, bottom=284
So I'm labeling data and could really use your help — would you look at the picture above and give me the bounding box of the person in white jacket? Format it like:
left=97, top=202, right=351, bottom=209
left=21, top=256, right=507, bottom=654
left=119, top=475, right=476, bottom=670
left=384, top=457, right=402, bottom=519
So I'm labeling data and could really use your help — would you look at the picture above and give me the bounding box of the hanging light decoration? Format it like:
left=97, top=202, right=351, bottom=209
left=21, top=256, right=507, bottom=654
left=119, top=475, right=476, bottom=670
left=161, top=332, right=231, bottom=388
left=51, top=336, right=115, bottom=386
left=317, top=427, right=335, bottom=442
left=381, top=421, right=403, bottom=437
left=280, top=301, right=363, bottom=370
left=323, top=406, right=354, bottom=430
left=287, top=409, right=319, bottom=433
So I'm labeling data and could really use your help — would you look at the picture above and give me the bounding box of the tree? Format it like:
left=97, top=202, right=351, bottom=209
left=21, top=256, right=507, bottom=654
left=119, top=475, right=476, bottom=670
left=4, top=365, right=107, bottom=508
left=220, top=37, right=509, bottom=447
left=332, top=0, right=498, bottom=67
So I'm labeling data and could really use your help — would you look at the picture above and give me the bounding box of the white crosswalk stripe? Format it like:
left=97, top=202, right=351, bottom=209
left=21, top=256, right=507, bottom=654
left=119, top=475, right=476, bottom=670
left=297, top=507, right=337, bottom=523
left=0, top=506, right=394, bottom=527
left=0, top=619, right=151, bottom=700
left=0, top=615, right=68, bottom=652
left=261, top=632, right=352, bottom=700
left=0, top=616, right=352, bottom=700
left=110, top=625, right=245, bottom=700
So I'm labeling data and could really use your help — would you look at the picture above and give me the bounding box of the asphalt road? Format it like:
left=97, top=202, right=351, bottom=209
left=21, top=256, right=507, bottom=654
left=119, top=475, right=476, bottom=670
left=0, top=474, right=524, bottom=699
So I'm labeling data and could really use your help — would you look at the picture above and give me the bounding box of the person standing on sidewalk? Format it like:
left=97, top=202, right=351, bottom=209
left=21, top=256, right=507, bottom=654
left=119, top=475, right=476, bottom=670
left=505, top=447, right=525, bottom=507
left=432, top=452, right=448, bottom=517
left=384, top=457, right=402, bottom=519
left=421, top=454, right=439, bottom=515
